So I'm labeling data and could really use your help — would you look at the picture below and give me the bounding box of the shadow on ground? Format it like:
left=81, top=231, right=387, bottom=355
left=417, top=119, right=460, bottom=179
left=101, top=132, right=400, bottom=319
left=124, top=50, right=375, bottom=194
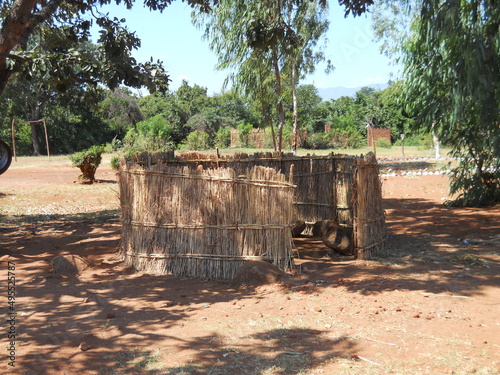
left=0, top=197, right=498, bottom=374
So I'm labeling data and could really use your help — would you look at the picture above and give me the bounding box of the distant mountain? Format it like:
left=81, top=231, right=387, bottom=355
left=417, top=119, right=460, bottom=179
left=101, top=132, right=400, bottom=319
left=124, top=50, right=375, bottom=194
left=317, top=83, right=389, bottom=101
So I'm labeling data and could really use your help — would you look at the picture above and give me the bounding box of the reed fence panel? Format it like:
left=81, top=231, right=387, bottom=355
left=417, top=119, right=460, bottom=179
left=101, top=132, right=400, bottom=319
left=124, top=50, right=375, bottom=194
left=353, top=153, right=387, bottom=259
left=119, top=162, right=295, bottom=279
left=122, top=151, right=387, bottom=266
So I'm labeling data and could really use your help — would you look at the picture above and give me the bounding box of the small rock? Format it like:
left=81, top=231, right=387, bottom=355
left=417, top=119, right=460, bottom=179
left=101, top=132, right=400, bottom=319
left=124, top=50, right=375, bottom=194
left=51, top=255, right=93, bottom=276
left=314, top=307, right=322, bottom=313
left=232, top=260, right=285, bottom=286
left=79, top=342, right=91, bottom=351
left=106, top=313, right=115, bottom=319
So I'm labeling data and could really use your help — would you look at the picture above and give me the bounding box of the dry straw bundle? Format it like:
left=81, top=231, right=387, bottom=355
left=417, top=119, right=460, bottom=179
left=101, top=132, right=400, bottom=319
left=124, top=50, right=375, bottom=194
left=119, top=161, right=295, bottom=279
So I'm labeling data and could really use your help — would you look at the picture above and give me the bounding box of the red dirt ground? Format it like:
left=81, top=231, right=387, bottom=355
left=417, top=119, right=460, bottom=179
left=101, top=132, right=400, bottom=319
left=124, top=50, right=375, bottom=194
left=0, top=163, right=499, bottom=375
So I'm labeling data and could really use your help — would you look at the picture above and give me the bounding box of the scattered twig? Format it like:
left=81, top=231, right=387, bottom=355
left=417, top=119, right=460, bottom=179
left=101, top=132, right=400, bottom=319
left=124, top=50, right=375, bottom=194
left=360, top=336, right=397, bottom=346
left=421, top=292, right=468, bottom=298
left=357, top=356, right=382, bottom=366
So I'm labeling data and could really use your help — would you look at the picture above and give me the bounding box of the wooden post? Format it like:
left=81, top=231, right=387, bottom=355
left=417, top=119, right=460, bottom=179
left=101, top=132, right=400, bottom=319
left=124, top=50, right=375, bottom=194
left=10, top=118, right=17, bottom=162
left=42, top=119, right=50, bottom=160
left=11, top=119, right=50, bottom=159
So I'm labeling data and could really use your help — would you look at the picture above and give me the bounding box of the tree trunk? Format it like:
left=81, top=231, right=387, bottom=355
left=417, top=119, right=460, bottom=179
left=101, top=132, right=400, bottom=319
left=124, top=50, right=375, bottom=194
left=28, top=102, right=44, bottom=155
left=432, top=122, right=440, bottom=158
left=271, top=47, right=285, bottom=152
left=30, top=123, right=41, bottom=155
left=291, top=62, right=298, bottom=154
left=0, top=0, right=63, bottom=95
left=257, top=59, right=276, bottom=150
left=0, top=0, right=37, bottom=94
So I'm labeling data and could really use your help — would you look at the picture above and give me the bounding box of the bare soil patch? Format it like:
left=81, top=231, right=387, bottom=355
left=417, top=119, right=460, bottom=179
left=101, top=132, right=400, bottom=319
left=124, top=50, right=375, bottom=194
left=0, top=160, right=499, bottom=375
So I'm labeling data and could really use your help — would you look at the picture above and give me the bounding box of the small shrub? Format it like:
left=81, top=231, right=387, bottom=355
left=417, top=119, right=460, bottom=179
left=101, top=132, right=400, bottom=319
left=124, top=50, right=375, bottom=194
left=214, top=126, right=231, bottom=149
left=69, top=145, right=105, bottom=183
left=110, top=156, right=121, bottom=171
left=104, top=138, right=123, bottom=153
left=185, top=130, right=210, bottom=150
left=306, top=132, right=330, bottom=149
left=123, top=115, right=174, bottom=152
left=375, top=138, right=392, bottom=149
left=237, top=123, right=253, bottom=147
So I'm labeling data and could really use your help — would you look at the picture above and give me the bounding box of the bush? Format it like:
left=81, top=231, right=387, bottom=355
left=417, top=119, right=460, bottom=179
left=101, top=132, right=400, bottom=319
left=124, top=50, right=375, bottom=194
left=123, top=115, right=174, bottom=152
left=446, top=161, right=500, bottom=207
left=375, top=138, right=392, bottom=148
left=110, top=156, right=121, bottom=171
left=395, top=132, right=432, bottom=148
left=306, top=132, right=331, bottom=149
left=214, top=126, right=231, bottom=149
left=305, top=129, right=364, bottom=150
left=185, top=130, right=210, bottom=150
left=237, top=123, right=253, bottom=147
left=69, top=145, right=105, bottom=183
left=104, top=138, right=123, bottom=153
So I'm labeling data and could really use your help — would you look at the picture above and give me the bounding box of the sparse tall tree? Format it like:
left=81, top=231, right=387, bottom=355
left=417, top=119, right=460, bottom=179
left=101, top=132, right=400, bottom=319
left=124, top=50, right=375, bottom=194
left=194, top=0, right=335, bottom=152
left=373, top=0, right=500, bottom=206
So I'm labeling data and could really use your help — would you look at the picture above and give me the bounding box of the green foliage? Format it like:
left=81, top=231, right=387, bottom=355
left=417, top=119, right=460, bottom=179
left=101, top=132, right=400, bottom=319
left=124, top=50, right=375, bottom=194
left=306, top=132, right=331, bottom=149
left=10, top=123, right=33, bottom=155
left=69, top=144, right=105, bottom=182
left=214, top=126, right=231, bottom=148
left=237, top=123, right=254, bottom=147
left=110, top=156, right=121, bottom=171
left=400, top=0, right=500, bottom=206
left=99, top=88, right=144, bottom=137
left=186, top=108, right=230, bottom=143
left=185, top=130, right=210, bottom=151
left=193, top=0, right=332, bottom=151
left=123, top=115, right=174, bottom=152
left=305, top=128, right=364, bottom=150
left=104, top=138, right=123, bottom=153
left=69, top=145, right=105, bottom=167
left=0, top=0, right=196, bottom=95
left=446, top=164, right=500, bottom=208
left=394, top=132, right=432, bottom=148
left=375, top=138, right=392, bottom=149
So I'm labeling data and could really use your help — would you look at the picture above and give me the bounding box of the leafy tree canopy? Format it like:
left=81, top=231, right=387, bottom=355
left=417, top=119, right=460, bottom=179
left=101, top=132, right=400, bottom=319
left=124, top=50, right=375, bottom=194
left=0, top=0, right=216, bottom=95
left=373, top=0, right=500, bottom=206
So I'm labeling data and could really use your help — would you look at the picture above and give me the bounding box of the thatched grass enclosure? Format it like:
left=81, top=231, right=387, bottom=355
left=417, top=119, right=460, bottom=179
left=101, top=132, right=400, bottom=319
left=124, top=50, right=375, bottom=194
left=119, top=151, right=386, bottom=278
left=119, top=161, right=296, bottom=279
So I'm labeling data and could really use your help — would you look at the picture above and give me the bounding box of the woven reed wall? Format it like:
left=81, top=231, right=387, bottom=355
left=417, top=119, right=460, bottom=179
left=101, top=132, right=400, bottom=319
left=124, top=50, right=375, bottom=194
left=119, top=162, right=295, bottom=279
left=353, top=153, right=387, bottom=259
left=124, top=151, right=387, bottom=261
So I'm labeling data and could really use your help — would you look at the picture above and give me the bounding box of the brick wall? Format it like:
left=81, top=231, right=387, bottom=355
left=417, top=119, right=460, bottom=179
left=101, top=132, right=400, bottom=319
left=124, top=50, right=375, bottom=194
left=367, top=127, right=391, bottom=147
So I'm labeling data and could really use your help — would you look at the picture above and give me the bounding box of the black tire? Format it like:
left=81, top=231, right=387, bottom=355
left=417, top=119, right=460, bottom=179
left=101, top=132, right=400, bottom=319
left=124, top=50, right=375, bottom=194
left=0, top=140, right=12, bottom=175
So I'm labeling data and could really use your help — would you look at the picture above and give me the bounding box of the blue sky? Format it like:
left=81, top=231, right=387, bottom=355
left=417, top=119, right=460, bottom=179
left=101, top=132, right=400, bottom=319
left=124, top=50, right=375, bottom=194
left=96, top=1, right=397, bottom=95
